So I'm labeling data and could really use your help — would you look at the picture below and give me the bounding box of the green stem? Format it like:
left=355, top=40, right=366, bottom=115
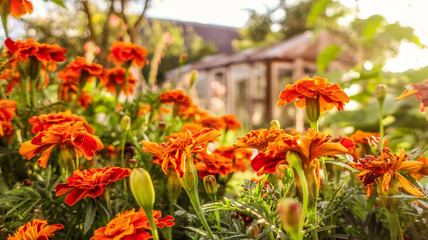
left=144, top=208, right=160, bottom=240
left=29, top=76, right=37, bottom=108
left=308, top=204, right=319, bottom=240
left=292, top=164, right=308, bottom=240
left=379, top=101, right=384, bottom=151
left=21, top=76, right=31, bottom=107
left=167, top=200, right=176, bottom=240
left=1, top=15, right=8, bottom=38
left=170, top=62, right=183, bottom=90
left=386, top=210, right=403, bottom=240
left=211, top=195, right=221, bottom=231
left=120, top=130, right=128, bottom=198
left=309, top=120, right=318, bottom=131
left=186, top=188, right=215, bottom=240
left=0, top=83, right=7, bottom=100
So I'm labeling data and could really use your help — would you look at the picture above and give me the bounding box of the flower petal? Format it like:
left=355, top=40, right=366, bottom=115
left=396, top=173, right=425, bottom=197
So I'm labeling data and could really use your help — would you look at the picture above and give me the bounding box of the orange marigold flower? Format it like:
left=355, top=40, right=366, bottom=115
left=103, top=67, right=137, bottom=95
left=277, top=76, right=350, bottom=113
left=5, top=38, right=66, bottom=67
left=28, top=110, right=94, bottom=134
left=108, top=41, right=149, bottom=68
left=9, top=0, right=33, bottom=18
left=0, top=99, right=16, bottom=122
left=199, top=115, right=227, bottom=131
left=214, top=146, right=253, bottom=172
left=0, top=68, right=20, bottom=94
left=349, top=148, right=425, bottom=197
left=106, top=145, right=119, bottom=158
left=7, top=219, right=63, bottom=240
left=19, top=121, right=103, bottom=168
left=138, top=104, right=152, bottom=116
left=91, top=208, right=174, bottom=240
left=411, top=156, right=428, bottom=180
left=394, top=80, right=428, bottom=112
left=55, top=166, right=130, bottom=206
left=142, top=128, right=221, bottom=177
left=221, top=114, right=241, bottom=130
left=251, top=129, right=354, bottom=176
left=348, top=130, right=383, bottom=161
left=0, top=120, right=14, bottom=138
left=195, top=152, right=235, bottom=178
left=179, top=104, right=208, bottom=120
left=234, top=126, right=285, bottom=151
left=159, top=89, right=192, bottom=106
left=58, top=56, right=105, bottom=83
left=78, top=90, right=93, bottom=108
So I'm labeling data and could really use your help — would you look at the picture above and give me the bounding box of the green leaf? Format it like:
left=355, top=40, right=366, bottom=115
left=307, top=0, right=331, bottom=26
left=361, top=15, right=385, bottom=42
left=84, top=199, right=96, bottom=235
left=317, top=44, right=341, bottom=75
left=45, top=0, right=66, bottom=8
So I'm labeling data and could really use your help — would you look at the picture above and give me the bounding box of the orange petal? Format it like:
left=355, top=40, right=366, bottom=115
left=37, top=145, right=55, bottom=168
left=381, top=172, right=391, bottom=193
left=398, top=161, right=423, bottom=172
left=394, top=89, right=419, bottom=101
left=397, top=173, right=425, bottom=197
left=314, top=142, right=349, bottom=160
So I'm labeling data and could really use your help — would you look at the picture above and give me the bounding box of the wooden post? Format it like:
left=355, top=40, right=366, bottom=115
left=293, top=58, right=305, bottom=132
left=265, top=60, right=274, bottom=122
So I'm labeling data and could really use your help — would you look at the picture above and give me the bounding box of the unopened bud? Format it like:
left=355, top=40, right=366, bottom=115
left=168, top=171, right=182, bottom=202
left=203, top=175, right=218, bottom=201
left=375, top=84, right=387, bottom=103
left=179, top=54, right=187, bottom=65
left=128, top=158, right=138, bottom=168
left=270, top=120, right=280, bottom=129
left=189, top=70, right=198, bottom=89
left=130, top=168, right=155, bottom=210
left=159, top=122, right=166, bottom=131
left=278, top=198, right=302, bottom=233
left=121, top=115, right=131, bottom=132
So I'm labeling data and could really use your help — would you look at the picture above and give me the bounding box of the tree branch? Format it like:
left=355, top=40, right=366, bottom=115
left=81, top=0, right=99, bottom=46
left=130, top=0, right=151, bottom=43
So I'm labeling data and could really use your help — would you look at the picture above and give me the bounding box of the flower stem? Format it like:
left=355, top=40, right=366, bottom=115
left=379, top=101, right=384, bottom=151
left=21, top=76, right=31, bottom=107
left=124, top=67, right=129, bottom=101
left=186, top=188, right=215, bottom=240
left=167, top=200, right=176, bottom=240
left=144, top=208, right=160, bottom=240
left=386, top=210, right=403, bottom=240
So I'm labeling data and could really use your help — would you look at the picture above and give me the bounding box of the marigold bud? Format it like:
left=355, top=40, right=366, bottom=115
left=179, top=54, right=187, bottom=65
left=130, top=168, right=155, bottom=210
left=121, top=115, right=131, bottom=132
left=189, top=70, right=198, bottom=89
left=375, top=84, right=387, bottom=103
left=278, top=198, right=302, bottom=233
left=270, top=120, right=281, bottom=129
left=168, top=171, right=182, bottom=202
left=159, top=122, right=166, bottom=131
left=203, top=175, right=218, bottom=201
left=128, top=158, right=138, bottom=168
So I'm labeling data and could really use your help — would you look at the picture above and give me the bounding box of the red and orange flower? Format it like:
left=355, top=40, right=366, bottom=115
left=213, top=146, right=253, bottom=172
left=234, top=126, right=285, bottom=151
left=221, top=114, right=242, bottom=131
left=58, top=56, right=105, bottom=83
left=159, top=89, right=192, bottom=106
left=142, top=128, right=221, bottom=177
left=277, top=76, right=350, bottom=113
left=28, top=110, right=94, bottom=134
left=9, top=0, right=33, bottom=18
left=195, top=152, right=235, bottom=178
left=91, top=208, right=174, bottom=240
left=7, top=219, right=63, bottom=240
left=5, top=38, right=66, bottom=70
left=348, top=130, right=382, bottom=161
left=103, top=67, right=137, bottom=95
left=55, top=166, right=130, bottom=206
left=108, top=41, right=149, bottom=68
left=0, top=99, right=16, bottom=137
left=350, top=148, right=425, bottom=197
left=19, top=121, right=103, bottom=168
left=395, top=80, right=428, bottom=112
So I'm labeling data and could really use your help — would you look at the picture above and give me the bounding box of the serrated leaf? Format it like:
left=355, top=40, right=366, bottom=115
left=307, top=0, right=331, bottom=26
left=84, top=199, right=96, bottom=235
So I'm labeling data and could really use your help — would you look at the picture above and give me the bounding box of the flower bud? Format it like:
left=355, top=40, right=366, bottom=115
left=203, top=175, right=218, bottom=201
left=179, top=54, right=188, bottom=65
left=130, top=168, right=155, bottom=210
left=168, top=171, right=182, bottom=202
left=121, top=115, right=131, bottom=132
left=375, top=84, right=387, bottom=104
left=270, top=120, right=281, bottom=129
left=158, top=122, right=166, bottom=131
left=128, top=158, right=138, bottom=168
left=278, top=198, right=302, bottom=233
left=189, top=70, right=198, bottom=89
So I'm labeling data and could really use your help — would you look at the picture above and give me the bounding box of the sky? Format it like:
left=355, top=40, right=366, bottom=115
left=11, top=0, right=428, bottom=72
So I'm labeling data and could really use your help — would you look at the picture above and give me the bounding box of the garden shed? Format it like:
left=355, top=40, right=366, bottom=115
left=165, top=30, right=354, bottom=130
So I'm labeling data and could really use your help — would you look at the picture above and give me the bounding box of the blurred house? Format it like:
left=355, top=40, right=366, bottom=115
left=165, top=30, right=354, bottom=130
